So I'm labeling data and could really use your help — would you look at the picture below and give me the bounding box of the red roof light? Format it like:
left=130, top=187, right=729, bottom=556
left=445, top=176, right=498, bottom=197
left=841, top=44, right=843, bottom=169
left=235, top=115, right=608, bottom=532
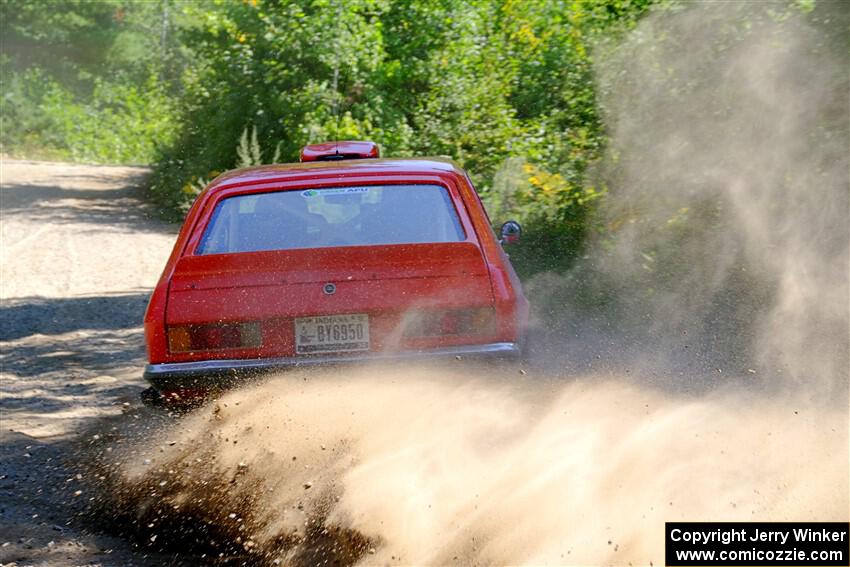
left=300, top=141, right=379, bottom=162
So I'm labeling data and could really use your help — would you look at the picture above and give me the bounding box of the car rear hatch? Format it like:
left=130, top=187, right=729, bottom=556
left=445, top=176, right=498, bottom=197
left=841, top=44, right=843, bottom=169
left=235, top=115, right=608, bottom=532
left=164, top=242, right=496, bottom=360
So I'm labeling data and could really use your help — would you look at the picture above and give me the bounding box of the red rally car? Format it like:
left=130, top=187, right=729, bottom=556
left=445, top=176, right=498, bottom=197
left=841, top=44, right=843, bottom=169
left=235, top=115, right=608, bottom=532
left=143, top=141, right=528, bottom=400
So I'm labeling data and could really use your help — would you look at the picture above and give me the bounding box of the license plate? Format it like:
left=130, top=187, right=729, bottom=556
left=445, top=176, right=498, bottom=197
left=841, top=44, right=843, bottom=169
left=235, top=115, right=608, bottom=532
left=295, top=314, right=370, bottom=354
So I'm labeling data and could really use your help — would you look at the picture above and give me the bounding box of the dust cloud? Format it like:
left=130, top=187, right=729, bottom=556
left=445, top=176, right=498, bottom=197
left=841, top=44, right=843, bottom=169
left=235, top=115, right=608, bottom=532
left=568, top=0, right=850, bottom=399
left=91, top=3, right=848, bottom=565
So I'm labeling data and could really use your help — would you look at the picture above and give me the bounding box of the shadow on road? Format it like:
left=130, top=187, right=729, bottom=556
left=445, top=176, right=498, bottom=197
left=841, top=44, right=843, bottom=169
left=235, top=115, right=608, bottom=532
left=0, top=293, right=151, bottom=342
left=0, top=293, right=152, bottom=422
left=0, top=181, right=176, bottom=235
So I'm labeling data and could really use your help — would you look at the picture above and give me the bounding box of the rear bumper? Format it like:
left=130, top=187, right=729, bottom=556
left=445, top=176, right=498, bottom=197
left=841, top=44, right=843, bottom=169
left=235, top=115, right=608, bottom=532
left=144, top=342, right=520, bottom=391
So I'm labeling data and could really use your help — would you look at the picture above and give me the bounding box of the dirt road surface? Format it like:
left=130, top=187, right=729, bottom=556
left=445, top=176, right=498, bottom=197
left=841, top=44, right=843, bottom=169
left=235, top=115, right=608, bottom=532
left=0, top=160, right=182, bottom=566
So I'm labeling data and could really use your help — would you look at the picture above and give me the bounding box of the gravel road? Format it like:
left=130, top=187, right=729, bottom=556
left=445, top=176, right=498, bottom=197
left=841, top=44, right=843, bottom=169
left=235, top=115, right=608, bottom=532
left=0, top=160, right=182, bottom=566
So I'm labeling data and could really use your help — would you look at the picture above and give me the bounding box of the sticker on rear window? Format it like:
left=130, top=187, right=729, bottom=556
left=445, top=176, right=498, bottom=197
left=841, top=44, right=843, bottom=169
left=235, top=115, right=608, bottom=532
left=302, top=187, right=369, bottom=198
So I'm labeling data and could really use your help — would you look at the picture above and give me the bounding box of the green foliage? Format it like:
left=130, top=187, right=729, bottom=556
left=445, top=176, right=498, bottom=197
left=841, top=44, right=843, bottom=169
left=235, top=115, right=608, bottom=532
left=147, top=0, right=654, bottom=263
left=1, top=65, right=176, bottom=164
left=484, top=158, right=606, bottom=276
left=236, top=125, right=281, bottom=168
left=1, top=0, right=125, bottom=85
left=236, top=126, right=262, bottom=168
left=0, top=0, right=188, bottom=163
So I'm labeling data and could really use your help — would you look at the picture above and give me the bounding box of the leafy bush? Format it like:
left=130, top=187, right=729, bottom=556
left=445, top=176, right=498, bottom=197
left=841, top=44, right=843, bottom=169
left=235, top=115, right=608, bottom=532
left=484, top=158, right=606, bottom=276
left=1, top=65, right=176, bottom=164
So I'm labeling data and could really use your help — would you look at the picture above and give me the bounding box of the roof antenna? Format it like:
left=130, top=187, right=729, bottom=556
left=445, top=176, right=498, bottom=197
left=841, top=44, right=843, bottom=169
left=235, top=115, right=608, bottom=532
left=331, top=0, right=343, bottom=156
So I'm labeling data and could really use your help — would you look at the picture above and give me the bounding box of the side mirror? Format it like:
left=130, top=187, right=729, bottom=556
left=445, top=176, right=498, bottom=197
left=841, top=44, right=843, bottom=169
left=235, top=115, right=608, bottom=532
left=499, top=220, right=522, bottom=245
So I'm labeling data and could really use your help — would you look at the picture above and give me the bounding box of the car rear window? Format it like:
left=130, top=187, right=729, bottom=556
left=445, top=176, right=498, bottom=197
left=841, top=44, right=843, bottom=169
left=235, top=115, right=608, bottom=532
left=196, top=184, right=466, bottom=254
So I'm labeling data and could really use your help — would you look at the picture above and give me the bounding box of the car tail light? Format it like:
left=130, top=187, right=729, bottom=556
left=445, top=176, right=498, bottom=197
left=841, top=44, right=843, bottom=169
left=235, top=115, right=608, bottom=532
left=403, top=308, right=496, bottom=338
left=167, top=322, right=262, bottom=353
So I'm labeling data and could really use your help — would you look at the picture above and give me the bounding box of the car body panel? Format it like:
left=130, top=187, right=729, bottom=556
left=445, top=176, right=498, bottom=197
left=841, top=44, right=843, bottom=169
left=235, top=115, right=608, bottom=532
left=143, top=156, right=528, bottom=388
